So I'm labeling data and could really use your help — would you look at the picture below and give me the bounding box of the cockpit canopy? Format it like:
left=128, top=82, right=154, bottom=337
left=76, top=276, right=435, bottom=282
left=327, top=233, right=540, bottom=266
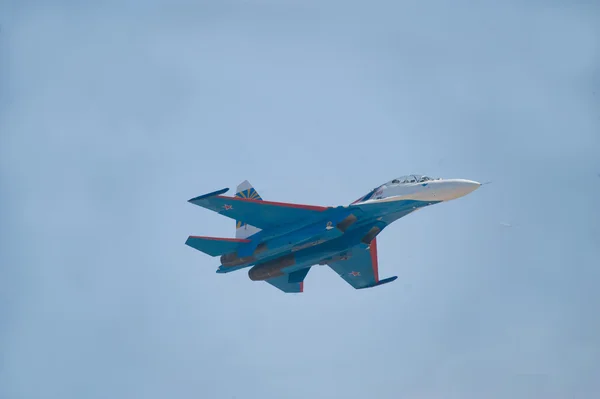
left=387, top=175, right=439, bottom=184
left=352, top=174, right=441, bottom=204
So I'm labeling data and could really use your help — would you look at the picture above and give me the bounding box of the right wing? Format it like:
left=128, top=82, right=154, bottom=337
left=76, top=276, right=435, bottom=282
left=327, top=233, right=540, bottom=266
left=326, top=238, right=397, bottom=289
left=188, top=188, right=330, bottom=230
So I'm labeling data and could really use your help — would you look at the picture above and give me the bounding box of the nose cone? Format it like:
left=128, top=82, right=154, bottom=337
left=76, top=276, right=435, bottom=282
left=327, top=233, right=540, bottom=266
left=454, top=179, right=481, bottom=196
left=436, top=179, right=481, bottom=201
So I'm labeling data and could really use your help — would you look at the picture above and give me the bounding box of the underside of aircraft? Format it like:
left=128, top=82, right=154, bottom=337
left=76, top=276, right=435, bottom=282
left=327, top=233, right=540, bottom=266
left=186, top=176, right=480, bottom=293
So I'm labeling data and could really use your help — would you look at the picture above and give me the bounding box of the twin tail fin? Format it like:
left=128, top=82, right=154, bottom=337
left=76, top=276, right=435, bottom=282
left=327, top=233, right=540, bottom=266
left=234, top=180, right=263, bottom=239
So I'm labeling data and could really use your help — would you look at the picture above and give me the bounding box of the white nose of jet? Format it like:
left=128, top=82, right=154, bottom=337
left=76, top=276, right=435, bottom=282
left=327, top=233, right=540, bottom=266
left=435, top=179, right=481, bottom=201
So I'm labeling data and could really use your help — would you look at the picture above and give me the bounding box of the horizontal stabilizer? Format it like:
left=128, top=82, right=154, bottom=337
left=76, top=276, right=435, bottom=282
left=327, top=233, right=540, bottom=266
left=185, top=235, right=249, bottom=257
left=288, top=267, right=311, bottom=284
left=265, top=267, right=311, bottom=293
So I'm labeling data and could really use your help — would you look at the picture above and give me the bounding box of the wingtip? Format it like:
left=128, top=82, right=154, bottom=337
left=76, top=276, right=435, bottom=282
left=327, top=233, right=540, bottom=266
left=374, top=275, right=398, bottom=287
left=188, top=187, right=229, bottom=202
left=357, top=275, right=398, bottom=289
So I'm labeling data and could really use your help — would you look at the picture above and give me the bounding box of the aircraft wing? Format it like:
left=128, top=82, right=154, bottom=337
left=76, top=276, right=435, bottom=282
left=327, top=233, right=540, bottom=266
left=265, top=267, right=311, bottom=293
left=326, top=238, right=397, bottom=289
left=188, top=188, right=330, bottom=230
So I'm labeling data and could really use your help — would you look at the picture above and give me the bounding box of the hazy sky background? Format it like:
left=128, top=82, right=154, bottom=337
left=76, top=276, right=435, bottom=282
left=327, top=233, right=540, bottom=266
left=1, top=1, right=599, bottom=398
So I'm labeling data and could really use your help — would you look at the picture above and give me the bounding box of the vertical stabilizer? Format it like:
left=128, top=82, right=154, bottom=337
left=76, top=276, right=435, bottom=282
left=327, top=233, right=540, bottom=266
left=235, top=180, right=263, bottom=239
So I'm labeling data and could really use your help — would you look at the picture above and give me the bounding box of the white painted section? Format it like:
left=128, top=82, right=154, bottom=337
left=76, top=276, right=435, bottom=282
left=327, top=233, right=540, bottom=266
left=236, top=180, right=253, bottom=193
left=235, top=180, right=262, bottom=239
left=353, top=178, right=480, bottom=205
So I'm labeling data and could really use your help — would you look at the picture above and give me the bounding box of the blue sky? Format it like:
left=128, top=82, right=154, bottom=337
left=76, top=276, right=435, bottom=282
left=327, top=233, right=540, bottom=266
left=1, top=1, right=599, bottom=398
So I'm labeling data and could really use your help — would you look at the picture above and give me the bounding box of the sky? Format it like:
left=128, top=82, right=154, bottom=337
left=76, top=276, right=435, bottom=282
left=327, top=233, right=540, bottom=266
left=1, top=1, right=599, bottom=398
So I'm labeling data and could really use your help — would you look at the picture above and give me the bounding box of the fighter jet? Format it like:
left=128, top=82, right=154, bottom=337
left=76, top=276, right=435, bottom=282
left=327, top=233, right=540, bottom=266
left=185, top=175, right=480, bottom=293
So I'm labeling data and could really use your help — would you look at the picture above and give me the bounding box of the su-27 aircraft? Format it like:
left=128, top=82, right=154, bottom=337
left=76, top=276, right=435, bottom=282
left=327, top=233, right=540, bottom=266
left=185, top=175, right=480, bottom=293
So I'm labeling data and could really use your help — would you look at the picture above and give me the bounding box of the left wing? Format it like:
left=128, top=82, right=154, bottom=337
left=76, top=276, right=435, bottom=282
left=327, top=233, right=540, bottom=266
left=326, top=238, right=397, bottom=289
left=188, top=188, right=330, bottom=230
left=265, top=267, right=311, bottom=293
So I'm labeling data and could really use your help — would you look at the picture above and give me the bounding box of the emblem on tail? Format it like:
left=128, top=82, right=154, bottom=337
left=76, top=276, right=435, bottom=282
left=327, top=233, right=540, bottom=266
left=234, top=180, right=263, bottom=239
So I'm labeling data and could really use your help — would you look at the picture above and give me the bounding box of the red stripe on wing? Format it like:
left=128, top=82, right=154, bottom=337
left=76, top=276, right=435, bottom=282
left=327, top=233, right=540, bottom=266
left=370, top=238, right=379, bottom=283
left=215, top=195, right=327, bottom=211
left=188, top=236, right=251, bottom=243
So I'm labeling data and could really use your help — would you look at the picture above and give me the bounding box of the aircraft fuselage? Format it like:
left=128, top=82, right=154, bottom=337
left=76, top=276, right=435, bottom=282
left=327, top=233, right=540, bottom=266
left=216, top=177, right=481, bottom=280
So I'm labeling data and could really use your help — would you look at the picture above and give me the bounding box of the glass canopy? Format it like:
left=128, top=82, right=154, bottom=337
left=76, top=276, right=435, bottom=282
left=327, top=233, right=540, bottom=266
left=352, top=174, right=441, bottom=203
left=387, top=175, right=439, bottom=184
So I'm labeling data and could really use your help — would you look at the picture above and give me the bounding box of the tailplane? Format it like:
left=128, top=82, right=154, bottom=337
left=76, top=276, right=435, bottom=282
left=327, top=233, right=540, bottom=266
left=235, top=180, right=263, bottom=238
left=185, top=236, right=250, bottom=257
